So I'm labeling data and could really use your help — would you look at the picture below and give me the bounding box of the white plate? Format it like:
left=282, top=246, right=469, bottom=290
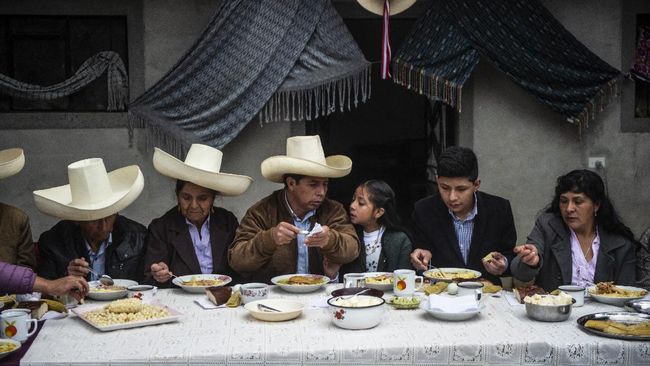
left=172, top=274, right=232, bottom=293
left=271, top=274, right=329, bottom=293
left=423, top=268, right=481, bottom=282
left=364, top=272, right=393, bottom=291
left=86, top=279, right=138, bottom=301
left=244, top=299, right=304, bottom=322
left=0, top=339, right=20, bottom=360
left=587, top=285, right=648, bottom=307
left=72, top=302, right=181, bottom=331
left=420, top=298, right=483, bottom=321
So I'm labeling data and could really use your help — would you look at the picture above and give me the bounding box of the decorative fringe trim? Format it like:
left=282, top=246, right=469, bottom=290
left=566, top=77, right=620, bottom=139
left=392, top=59, right=463, bottom=111
left=107, top=63, right=129, bottom=112
left=128, top=112, right=189, bottom=159
left=258, top=63, right=371, bottom=123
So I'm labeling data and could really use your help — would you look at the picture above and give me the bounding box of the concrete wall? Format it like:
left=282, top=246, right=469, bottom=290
left=467, top=0, right=649, bottom=240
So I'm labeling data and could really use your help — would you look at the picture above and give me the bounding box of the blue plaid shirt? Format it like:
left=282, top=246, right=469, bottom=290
left=284, top=191, right=315, bottom=274
left=448, top=194, right=478, bottom=264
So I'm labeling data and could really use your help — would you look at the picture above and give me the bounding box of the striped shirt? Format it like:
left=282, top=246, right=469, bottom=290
left=84, top=233, right=112, bottom=281
left=447, top=194, right=478, bottom=264
left=284, top=191, right=315, bottom=274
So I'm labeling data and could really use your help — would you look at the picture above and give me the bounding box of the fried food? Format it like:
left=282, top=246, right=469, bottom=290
left=585, top=319, right=650, bottom=336
left=84, top=299, right=170, bottom=327
left=482, top=253, right=494, bottom=262
left=285, top=275, right=326, bottom=285
left=426, top=269, right=478, bottom=280
left=0, top=342, right=17, bottom=353
left=423, top=281, right=448, bottom=295
left=182, top=276, right=224, bottom=287
left=105, top=298, right=144, bottom=314
left=590, top=282, right=648, bottom=298
left=478, top=280, right=502, bottom=294
left=225, top=291, right=241, bottom=308
left=366, top=274, right=392, bottom=284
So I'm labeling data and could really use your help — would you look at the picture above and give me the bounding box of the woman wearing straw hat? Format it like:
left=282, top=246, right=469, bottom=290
left=0, top=148, right=36, bottom=269
left=144, top=144, right=252, bottom=287
left=228, top=135, right=359, bottom=284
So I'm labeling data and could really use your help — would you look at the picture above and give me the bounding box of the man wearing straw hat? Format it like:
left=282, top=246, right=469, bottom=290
left=34, top=158, right=147, bottom=283
left=229, top=135, right=359, bottom=284
left=0, top=148, right=36, bottom=269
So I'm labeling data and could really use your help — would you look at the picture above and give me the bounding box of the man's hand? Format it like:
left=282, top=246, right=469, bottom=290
left=304, top=226, right=330, bottom=248
left=151, top=262, right=173, bottom=283
left=67, top=257, right=90, bottom=277
left=410, top=249, right=432, bottom=270
left=322, top=257, right=341, bottom=280
left=513, top=244, right=540, bottom=267
left=482, top=251, right=507, bottom=276
left=34, top=275, right=89, bottom=300
left=271, top=222, right=301, bottom=246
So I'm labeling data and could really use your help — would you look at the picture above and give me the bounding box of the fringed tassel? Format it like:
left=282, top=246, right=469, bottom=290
left=128, top=111, right=189, bottom=159
left=258, top=64, right=371, bottom=123
left=392, top=59, right=463, bottom=112
left=567, top=77, right=621, bottom=137
left=107, top=63, right=128, bottom=112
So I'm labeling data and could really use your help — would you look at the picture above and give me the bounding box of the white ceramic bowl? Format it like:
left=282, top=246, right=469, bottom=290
left=87, top=279, right=138, bottom=301
left=587, top=285, right=648, bottom=307
left=172, top=274, right=232, bottom=293
left=0, top=339, right=20, bottom=360
left=327, top=295, right=386, bottom=330
left=420, top=298, right=483, bottom=321
left=271, top=274, right=329, bottom=293
left=244, top=299, right=304, bottom=322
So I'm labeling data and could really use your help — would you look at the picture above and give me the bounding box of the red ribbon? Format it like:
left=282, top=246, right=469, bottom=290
left=381, top=0, right=391, bottom=79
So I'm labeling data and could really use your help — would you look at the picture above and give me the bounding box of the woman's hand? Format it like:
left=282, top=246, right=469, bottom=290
left=67, top=257, right=90, bottom=277
left=482, top=251, right=507, bottom=275
left=410, top=249, right=432, bottom=270
left=513, top=244, right=540, bottom=267
left=151, top=262, right=173, bottom=283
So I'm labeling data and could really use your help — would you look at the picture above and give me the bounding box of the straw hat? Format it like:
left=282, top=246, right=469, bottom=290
left=357, top=0, right=417, bottom=16
left=33, top=158, right=144, bottom=221
left=0, top=148, right=25, bottom=179
left=261, top=135, right=352, bottom=183
left=153, top=144, right=252, bottom=196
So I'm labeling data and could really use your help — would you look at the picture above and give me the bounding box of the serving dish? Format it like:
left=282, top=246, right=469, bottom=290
left=423, top=268, right=481, bottom=283
left=577, top=312, right=650, bottom=341
left=327, top=295, right=385, bottom=329
left=363, top=272, right=393, bottom=291
left=330, top=287, right=384, bottom=299
left=420, top=297, right=483, bottom=321
left=244, top=299, right=304, bottom=322
left=72, top=302, right=181, bottom=332
left=587, top=285, right=648, bottom=307
left=271, top=274, right=329, bottom=293
left=525, top=298, right=575, bottom=322
left=0, top=339, right=20, bottom=360
left=172, top=274, right=232, bottom=294
left=87, top=279, right=138, bottom=301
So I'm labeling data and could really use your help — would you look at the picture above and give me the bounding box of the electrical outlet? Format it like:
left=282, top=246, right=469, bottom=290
left=588, top=157, right=606, bottom=169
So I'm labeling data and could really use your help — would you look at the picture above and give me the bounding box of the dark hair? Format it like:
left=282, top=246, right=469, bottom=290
left=358, top=180, right=402, bottom=231
left=282, top=174, right=305, bottom=188
left=437, top=146, right=479, bottom=182
left=546, top=170, right=636, bottom=243
left=175, top=179, right=218, bottom=197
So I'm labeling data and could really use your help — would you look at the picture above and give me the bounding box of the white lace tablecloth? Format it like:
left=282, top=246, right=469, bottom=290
left=21, top=287, right=650, bottom=365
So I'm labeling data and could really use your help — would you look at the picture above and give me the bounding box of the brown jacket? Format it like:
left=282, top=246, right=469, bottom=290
left=228, top=190, right=359, bottom=283
left=0, top=203, right=35, bottom=269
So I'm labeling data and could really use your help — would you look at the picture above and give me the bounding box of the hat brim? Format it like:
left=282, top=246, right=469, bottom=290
left=357, top=0, right=417, bottom=16
left=0, top=148, right=25, bottom=179
left=261, top=155, right=352, bottom=183
left=33, top=165, right=144, bottom=221
left=153, top=148, right=252, bottom=196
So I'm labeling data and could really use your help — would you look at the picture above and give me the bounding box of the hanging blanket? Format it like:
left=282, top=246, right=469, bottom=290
left=0, top=51, right=127, bottom=111
left=129, top=0, right=370, bottom=156
left=393, top=0, right=620, bottom=127
left=631, top=25, right=650, bottom=82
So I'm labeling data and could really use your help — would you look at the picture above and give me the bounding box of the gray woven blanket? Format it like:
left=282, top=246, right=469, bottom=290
left=129, top=0, right=370, bottom=156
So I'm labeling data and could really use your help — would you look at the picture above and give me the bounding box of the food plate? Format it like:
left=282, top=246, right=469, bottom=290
left=364, top=272, right=393, bottom=291
left=271, top=274, right=329, bottom=293
left=420, top=297, right=483, bottom=321
left=423, top=268, right=481, bottom=282
left=72, top=302, right=181, bottom=332
left=87, top=279, right=138, bottom=301
left=388, top=296, right=422, bottom=309
left=577, top=312, right=650, bottom=341
left=0, top=339, right=20, bottom=360
left=587, top=285, right=648, bottom=307
left=172, top=274, right=232, bottom=293
left=244, top=299, right=304, bottom=322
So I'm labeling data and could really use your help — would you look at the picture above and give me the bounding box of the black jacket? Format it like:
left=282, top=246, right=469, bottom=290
left=411, top=191, right=517, bottom=284
left=37, top=215, right=147, bottom=282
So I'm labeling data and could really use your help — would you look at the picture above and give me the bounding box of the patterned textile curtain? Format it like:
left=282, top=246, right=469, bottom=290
left=393, top=0, right=621, bottom=128
left=128, top=0, right=371, bottom=157
left=631, top=25, right=650, bottom=82
left=0, top=51, right=127, bottom=111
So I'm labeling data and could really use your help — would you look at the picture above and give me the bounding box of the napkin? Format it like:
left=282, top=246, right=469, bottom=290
left=195, top=297, right=227, bottom=310
left=307, top=223, right=323, bottom=237
left=428, top=294, right=479, bottom=312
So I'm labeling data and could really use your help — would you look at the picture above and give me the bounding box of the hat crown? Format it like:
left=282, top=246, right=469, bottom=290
left=68, top=158, right=112, bottom=205
left=184, top=144, right=223, bottom=173
left=286, top=136, right=326, bottom=165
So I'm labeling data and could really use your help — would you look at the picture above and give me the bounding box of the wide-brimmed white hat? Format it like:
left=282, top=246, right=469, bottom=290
left=33, top=158, right=144, bottom=221
left=153, top=144, right=252, bottom=196
left=261, top=135, right=352, bottom=183
left=0, top=148, right=25, bottom=179
left=357, top=0, right=417, bottom=16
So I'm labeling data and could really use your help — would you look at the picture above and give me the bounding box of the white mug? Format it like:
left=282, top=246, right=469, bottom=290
left=457, top=281, right=484, bottom=301
left=343, top=273, right=366, bottom=288
left=240, top=283, right=269, bottom=304
left=393, top=269, right=423, bottom=296
left=127, top=285, right=158, bottom=302
left=1, top=309, right=37, bottom=343
left=558, top=285, right=585, bottom=307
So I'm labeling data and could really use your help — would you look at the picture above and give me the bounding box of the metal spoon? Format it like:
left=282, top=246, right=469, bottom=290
left=339, top=288, right=371, bottom=300
left=257, top=303, right=282, bottom=312
left=87, top=268, right=114, bottom=286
